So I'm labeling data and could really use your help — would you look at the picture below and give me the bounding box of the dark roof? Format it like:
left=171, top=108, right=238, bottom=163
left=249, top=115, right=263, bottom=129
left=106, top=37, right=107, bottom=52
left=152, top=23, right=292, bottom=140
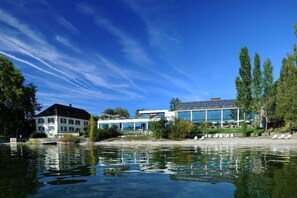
left=176, top=99, right=236, bottom=110
left=36, top=104, right=91, bottom=120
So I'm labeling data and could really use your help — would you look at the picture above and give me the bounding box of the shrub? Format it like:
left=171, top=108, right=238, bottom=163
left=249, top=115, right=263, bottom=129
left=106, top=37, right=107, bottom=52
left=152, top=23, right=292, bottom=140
left=60, top=134, right=81, bottom=143
left=95, top=127, right=122, bottom=141
left=31, top=131, right=47, bottom=138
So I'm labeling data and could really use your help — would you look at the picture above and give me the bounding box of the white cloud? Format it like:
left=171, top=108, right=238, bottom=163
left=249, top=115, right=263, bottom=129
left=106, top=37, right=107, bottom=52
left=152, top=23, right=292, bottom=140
left=56, top=16, right=81, bottom=37
left=55, top=35, right=81, bottom=53
left=77, top=3, right=153, bottom=66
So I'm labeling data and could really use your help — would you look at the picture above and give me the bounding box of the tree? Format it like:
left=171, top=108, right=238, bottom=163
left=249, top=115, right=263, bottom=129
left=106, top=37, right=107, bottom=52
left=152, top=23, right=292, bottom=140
left=151, top=117, right=169, bottom=139
left=135, top=108, right=144, bottom=118
left=89, top=115, right=95, bottom=142
left=276, top=56, right=297, bottom=130
left=114, top=107, right=130, bottom=118
left=276, top=23, right=297, bottom=131
left=0, top=56, right=41, bottom=137
left=251, top=53, right=262, bottom=127
left=262, top=59, right=275, bottom=131
left=170, top=97, right=181, bottom=111
left=235, top=47, right=253, bottom=123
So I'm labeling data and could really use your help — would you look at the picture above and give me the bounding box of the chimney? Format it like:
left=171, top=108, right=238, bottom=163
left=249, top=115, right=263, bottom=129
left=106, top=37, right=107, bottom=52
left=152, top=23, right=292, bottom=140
left=211, top=98, right=221, bottom=101
left=69, top=104, right=72, bottom=107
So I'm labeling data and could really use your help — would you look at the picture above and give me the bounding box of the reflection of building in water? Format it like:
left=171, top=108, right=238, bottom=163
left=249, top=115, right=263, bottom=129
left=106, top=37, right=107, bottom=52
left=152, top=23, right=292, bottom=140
left=42, top=145, right=88, bottom=171
left=98, top=146, right=271, bottom=183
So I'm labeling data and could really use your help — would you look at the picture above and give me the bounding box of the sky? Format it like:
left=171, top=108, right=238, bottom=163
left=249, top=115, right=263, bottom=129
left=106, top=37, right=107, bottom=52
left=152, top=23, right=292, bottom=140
left=0, top=0, right=297, bottom=116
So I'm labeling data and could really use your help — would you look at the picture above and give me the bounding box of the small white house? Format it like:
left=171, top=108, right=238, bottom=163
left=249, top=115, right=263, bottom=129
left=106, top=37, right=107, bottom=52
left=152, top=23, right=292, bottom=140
left=35, top=104, right=91, bottom=137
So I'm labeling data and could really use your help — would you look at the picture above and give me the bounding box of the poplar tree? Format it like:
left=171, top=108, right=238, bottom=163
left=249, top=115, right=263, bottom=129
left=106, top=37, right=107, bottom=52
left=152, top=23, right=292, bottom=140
left=276, top=56, right=297, bottom=129
left=89, top=115, right=95, bottom=142
left=251, top=53, right=262, bottom=127
left=262, top=59, right=275, bottom=131
left=235, top=47, right=252, bottom=122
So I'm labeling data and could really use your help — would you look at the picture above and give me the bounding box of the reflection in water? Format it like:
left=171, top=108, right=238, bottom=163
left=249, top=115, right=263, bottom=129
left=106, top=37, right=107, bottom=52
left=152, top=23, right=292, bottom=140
left=1, top=144, right=297, bottom=197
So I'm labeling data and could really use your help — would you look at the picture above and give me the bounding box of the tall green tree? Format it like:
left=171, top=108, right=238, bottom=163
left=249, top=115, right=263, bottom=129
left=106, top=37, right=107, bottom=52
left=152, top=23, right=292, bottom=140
left=170, top=97, right=181, bottom=111
left=235, top=47, right=253, bottom=122
left=276, top=23, right=297, bottom=130
left=0, top=56, right=41, bottom=137
left=114, top=107, right=130, bottom=118
left=251, top=53, right=262, bottom=127
left=262, top=59, right=275, bottom=131
left=89, top=115, right=95, bottom=142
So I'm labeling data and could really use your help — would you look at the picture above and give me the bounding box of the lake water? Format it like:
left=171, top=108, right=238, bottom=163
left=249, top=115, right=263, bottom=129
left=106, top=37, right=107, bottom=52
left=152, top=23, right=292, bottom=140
left=1, top=143, right=297, bottom=198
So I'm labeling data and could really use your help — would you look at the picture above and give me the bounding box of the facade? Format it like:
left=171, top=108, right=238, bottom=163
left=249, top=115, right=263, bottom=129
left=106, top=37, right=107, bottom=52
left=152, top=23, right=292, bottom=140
left=35, top=104, right=91, bottom=137
left=176, top=98, right=253, bottom=128
left=97, top=110, right=175, bottom=131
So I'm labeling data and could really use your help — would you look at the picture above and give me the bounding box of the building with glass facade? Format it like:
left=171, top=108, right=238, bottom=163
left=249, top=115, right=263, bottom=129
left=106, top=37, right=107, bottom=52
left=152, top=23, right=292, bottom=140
left=97, top=110, right=175, bottom=131
left=176, top=98, right=253, bottom=128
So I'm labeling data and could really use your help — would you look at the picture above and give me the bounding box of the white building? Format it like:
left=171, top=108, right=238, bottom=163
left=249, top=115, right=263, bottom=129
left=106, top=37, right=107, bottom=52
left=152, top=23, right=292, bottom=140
left=97, top=109, right=175, bottom=131
left=35, top=104, right=90, bottom=137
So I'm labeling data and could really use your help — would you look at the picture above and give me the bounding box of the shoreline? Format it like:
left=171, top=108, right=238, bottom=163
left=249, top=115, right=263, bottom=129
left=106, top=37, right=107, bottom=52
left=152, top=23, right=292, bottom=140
left=94, top=136, right=297, bottom=147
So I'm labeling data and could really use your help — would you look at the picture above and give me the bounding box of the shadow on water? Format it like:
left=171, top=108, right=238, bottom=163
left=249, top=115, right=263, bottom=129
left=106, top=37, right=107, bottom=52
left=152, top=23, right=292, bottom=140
left=1, top=143, right=297, bottom=197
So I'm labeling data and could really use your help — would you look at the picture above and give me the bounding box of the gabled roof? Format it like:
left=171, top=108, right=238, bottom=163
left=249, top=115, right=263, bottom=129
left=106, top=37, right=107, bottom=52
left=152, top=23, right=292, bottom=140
left=36, top=104, right=91, bottom=120
left=176, top=99, right=236, bottom=110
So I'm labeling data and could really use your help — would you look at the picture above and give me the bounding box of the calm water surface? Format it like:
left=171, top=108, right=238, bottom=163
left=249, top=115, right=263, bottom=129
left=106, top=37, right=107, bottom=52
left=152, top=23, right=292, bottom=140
left=1, top=143, right=297, bottom=198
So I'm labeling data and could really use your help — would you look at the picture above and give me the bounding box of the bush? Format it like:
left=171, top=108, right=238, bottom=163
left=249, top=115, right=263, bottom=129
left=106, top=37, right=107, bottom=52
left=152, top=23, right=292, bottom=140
left=31, top=131, right=47, bottom=138
left=95, top=127, right=122, bottom=141
left=60, top=134, right=81, bottom=143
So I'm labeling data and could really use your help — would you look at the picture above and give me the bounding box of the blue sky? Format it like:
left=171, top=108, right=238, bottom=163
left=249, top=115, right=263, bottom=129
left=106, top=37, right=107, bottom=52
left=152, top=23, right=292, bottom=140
left=0, top=0, right=297, bottom=116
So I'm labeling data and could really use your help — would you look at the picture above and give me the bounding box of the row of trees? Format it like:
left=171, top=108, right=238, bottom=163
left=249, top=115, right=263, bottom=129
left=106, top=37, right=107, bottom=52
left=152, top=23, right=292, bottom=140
left=100, top=108, right=130, bottom=119
left=236, top=23, right=297, bottom=131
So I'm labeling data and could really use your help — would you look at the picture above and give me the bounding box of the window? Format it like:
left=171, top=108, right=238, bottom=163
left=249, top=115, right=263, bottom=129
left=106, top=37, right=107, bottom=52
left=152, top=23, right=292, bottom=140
left=76, top=128, right=81, bottom=132
left=178, top=111, right=191, bottom=121
left=48, top=118, right=55, bottom=123
left=38, top=118, right=44, bottom=124
left=69, top=127, right=74, bottom=132
left=38, top=126, right=45, bottom=132
left=48, top=126, right=55, bottom=131
left=69, top=119, right=74, bottom=125
left=60, top=118, right=67, bottom=124
left=61, top=126, right=67, bottom=131
left=192, top=111, right=206, bottom=123
left=84, top=121, right=88, bottom=126
left=75, top=120, right=80, bottom=125
left=207, top=110, right=221, bottom=122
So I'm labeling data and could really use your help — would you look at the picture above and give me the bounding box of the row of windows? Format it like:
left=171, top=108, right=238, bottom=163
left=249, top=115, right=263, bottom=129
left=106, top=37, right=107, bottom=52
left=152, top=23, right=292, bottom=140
left=38, top=118, right=88, bottom=126
left=38, top=126, right=81, bottom=132
left=178, top=109, right=253, bottom=123
left=60, top=126, right=81, bottom=132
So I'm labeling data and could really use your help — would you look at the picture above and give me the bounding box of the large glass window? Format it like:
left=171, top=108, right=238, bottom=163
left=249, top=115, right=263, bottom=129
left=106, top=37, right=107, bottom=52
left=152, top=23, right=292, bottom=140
left=60, top=118, right=66, bottom=124
left=207, top=110, right=221, bottom=122
left=178, top=111, right=191, bottom=121
left=61, top=126, right=67, bottom=131
left=123, top=122, right=133, bottom=130
left=192, top=111, right=206, bottom=123
left=75, top=120, right=81, bottom=125
left=223, top=109, right=238, bottom=121
left=69, top=119, right=74, bottom=125
left=38, top=118, right=44, bottom=124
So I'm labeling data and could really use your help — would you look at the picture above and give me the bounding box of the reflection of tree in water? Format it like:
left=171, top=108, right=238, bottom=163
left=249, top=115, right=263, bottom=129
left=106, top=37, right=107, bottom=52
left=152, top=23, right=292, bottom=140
left=0, top=144, right=42, bottom=197
left=233, top=149, right=297, bottom=198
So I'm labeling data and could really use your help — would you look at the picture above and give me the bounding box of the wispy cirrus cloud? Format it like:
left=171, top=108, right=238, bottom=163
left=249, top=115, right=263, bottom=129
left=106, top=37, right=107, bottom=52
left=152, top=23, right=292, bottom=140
left=55, top=35, right=82, bottom=53
left=55, top=15, right=81, bottom=37
left=77, top=3, right=153, bottom=66
left=0, top=6, right=146, bottom=103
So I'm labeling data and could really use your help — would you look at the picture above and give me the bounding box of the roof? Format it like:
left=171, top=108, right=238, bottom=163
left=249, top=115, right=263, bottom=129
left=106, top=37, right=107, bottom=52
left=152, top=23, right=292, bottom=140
left=176, top=99, right=236, bottom=111
left=35, top=104, right=91, bottom=120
